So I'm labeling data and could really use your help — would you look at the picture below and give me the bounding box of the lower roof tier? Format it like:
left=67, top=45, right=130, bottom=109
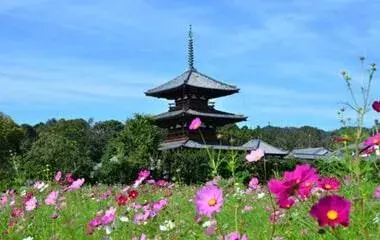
left=152, top=108, right=247, bottom=127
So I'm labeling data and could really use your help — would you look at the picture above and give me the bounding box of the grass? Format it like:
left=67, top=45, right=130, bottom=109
left=0, top=174, right=379, bottom=240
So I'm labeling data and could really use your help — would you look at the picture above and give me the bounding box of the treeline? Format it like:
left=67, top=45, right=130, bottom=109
left=0, top=112, right=370, bottom=188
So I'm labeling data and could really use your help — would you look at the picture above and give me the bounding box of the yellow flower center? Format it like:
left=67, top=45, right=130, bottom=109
left=327, top=210, right=338, bottom=220
left=324, top=184, right=332, bottom=190
left=208, top=198, right=217, bottom=206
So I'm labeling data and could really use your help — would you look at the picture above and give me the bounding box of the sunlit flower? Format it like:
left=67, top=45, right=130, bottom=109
left=318, top=177, right=340, bottom=191
left=246, top=148, right=264, bottom=162
left=195, top=185, right=223, bottom=217
left=189, top=117, right=202, bottom=130
left=45, top=191, right=59, bottom=206
left=310, top=195, right=351, bottom=228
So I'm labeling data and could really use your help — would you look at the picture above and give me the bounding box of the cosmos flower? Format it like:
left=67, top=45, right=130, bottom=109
left=310, top=195, right=351, bottom=228
left=372, top=100, right=380, bottom=112
left=116, top=194, right=128, bottom=206
left=101, top=207, right=116, bottom=225
left=374, top=186, right=380, bottom=198
left=54, top=171, right=62, bottom=182
left=277, top=197, right=295, bottom=209
left=268, top=164, right=319, bottom=203
left=248, top=177, right=259, bottom=190
left=156, top=179, right=169, bottom=187
left=223, top=232, right=249, bottom=240
left=195, top=185, right=223, bottom=218
left=128, top=190, right=139, bottom=199
left=65, top=178, right=85, bottom=192
left=25, top=197, right=38, bottom=211
left=152, top=199, right=168, bottom=212
left=65, top=173, right=74, bottom=185
left=88, top=216, right=102, bottom=228
left=364, top=133, right=380, bottom=147
left=45, top=191, right=59, bottom=206
left=318, top=177, right=341, bottom=191
left=189, top=117, right=202, bottom=130
left=246, top=149, right=264, bottom=162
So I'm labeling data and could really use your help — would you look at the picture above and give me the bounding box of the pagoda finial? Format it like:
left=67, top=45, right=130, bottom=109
left=188, top=24, right=195, bottom=70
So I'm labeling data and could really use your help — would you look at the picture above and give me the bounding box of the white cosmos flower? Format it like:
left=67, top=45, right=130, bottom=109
left=257, top=192, right=265, bottom=199
left=119, top=216, right=129, bottom=222
left=159, top=220, right=175, bottom=231
left=22, top=237, right=34, bottom=240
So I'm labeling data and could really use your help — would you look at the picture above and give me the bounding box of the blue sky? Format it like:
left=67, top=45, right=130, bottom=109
left=0, top=0, right=379, bottom=130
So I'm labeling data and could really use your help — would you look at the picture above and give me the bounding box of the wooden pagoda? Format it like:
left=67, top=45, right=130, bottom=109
left=145, top=26, right=247, bottom=150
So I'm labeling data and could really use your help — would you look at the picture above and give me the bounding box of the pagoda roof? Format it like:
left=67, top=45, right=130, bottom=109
left=242, top=139, right=288, bottom=155
left=159, top=139, right=249, bottom=151
left=145, top=69, right=239, bottom=99
left=153, top=109, right=246, bottom=122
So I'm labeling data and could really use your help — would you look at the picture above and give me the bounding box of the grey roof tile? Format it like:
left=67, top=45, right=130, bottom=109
left=242, top=139, right=288, bottom=155
left=145, top=69, right=239, bottom=95
left=153, top=109, right=246, bottom=120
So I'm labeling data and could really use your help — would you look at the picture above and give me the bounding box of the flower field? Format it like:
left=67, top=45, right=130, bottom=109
left=1, top=166, right=379, bottom=240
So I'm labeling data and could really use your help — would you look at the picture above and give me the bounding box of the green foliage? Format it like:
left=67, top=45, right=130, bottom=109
left=98, top=114, right=163, bottom=184
left=0, top=113, right=24, bottom=187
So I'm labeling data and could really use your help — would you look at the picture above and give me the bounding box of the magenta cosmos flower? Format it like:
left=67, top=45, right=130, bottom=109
left=195, top=185, right=223, bottom=217
left=65, top=178, right=85, bottom=192
left=101, top=207, right=116, bottom=225
left=318, top=177, right=340, bottom=191
left=372, top=100, right=380, bottom=112
left=310, top=195, right=351, bottom=228
left=364, top=133, right=380, bottom=147
left=246, top=149, right=264, bottom=162
left=189, top=117, right=202, bottom=130
left=268, top=164, right=319, bottom=203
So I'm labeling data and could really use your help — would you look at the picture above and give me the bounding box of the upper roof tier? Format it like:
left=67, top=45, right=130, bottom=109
left=145, top=69, right=240, bottom=100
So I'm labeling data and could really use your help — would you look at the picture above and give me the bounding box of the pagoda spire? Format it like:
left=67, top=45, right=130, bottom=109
left=188, top=25, right=195, bottom=70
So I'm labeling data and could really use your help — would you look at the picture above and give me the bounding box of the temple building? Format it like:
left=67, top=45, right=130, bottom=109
left=145, top=26, right=247, bottom=150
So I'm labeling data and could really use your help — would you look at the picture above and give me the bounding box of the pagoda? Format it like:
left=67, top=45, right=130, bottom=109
left=145, top=26, right=247, bottom=150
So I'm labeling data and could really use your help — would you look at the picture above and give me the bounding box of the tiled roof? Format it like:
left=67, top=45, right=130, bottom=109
left=242, top=139, right=288, bottom=155
left=159, top=139, right=248, bottom=151
left=153, top=109, right=246, bottom=120
left=286, top=147, right=331, bottom=160
left=145, top=69, right=239, bottom=95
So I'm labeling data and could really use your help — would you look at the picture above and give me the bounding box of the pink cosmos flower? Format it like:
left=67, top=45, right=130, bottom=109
left=205, top=219, right=217, bottom=236
left=374, top=186, right=380, bottom=198
left=246, top=148, right=264, bottom=162
left=152, top=199, right=168, bottom=212
left=242, top=205, right=253, bottom=213
left=248, top=177, right=259, bottom=190
left=101, top=207, right=116, bottom=225
left=25, top=197, right=38, bottom=211
left=310, top=195, right=351, bottom=228
left=45, top=191, right=59, bottom=206
left=364, top=133, right=380, bottom=147
left=138, top=169, right=150, bottom=179
left=189, top=117, right=202, bottom=130
left=278, top=197, right=295, bottom=209
left=223, top=232, right=249, bottom=240
left=268, top=164, right=319, bottom=203
left=156, top=179, right=168, bottom=187
left=1, top=195, right=7, bottom=207
left=99, top=189, right=112, bottom=200
left=195, top=185, right=223, bottom=217
left=318, top=177, right=340, bottom=191
left=65, top=178, right=85, bottom=192
left=11, top=208, right=23, bottom=218
left=55, top=171, right=62, bottom=182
